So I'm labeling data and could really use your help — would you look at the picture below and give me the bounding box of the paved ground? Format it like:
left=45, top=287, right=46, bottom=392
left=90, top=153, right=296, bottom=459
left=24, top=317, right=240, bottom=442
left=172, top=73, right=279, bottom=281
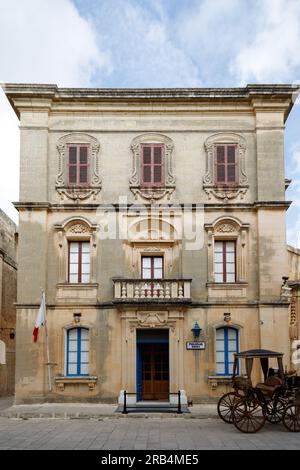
left=0, top=396, right=216, bottom=419
left=0, top=416, right=299, bottom=450
left=0, top=397, right=298, bottom=450
left=0, top=396, right=13, bottom=411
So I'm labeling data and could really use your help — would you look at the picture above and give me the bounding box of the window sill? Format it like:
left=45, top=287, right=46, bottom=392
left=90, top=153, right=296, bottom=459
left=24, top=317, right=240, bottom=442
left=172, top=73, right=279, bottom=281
left=207, top=282, right=247, bottom=300
left=55, top=376, right=98, bottom=392
left=56, top=283, right=99, bottom=303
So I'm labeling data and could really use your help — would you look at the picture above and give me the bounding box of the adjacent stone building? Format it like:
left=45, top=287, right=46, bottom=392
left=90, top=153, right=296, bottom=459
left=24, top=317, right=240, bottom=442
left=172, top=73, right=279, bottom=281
left=0, top=209, right=17, bottom=396
left=3, top=83, right=299, bottom=404
left=287, top=245, right=300, bottom=374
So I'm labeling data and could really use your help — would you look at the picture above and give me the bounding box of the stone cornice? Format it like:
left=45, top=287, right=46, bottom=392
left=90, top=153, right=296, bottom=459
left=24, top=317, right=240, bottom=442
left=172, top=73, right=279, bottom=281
left=3, top=83, right=299, bottom=120
left=13, top=201, right=291, bottom=211
left=15, top=300, right=290, bottom=309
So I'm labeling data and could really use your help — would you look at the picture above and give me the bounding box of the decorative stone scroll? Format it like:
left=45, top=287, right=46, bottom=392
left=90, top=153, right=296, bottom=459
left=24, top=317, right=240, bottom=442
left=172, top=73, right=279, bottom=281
left=128, top=311, right=176, bottom=332
left=55, top=133, right=101, bottom=201
left=129, top=133, right=175, bottom=201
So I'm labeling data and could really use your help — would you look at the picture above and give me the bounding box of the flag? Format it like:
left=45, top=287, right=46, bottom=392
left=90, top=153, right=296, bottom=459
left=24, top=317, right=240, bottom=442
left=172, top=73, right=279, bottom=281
left=33, top=292, right=46, bottom=343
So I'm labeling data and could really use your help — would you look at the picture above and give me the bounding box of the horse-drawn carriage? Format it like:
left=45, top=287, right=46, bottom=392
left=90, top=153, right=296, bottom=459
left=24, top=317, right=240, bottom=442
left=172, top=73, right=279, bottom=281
left=217, top=349, right=300, bottom=433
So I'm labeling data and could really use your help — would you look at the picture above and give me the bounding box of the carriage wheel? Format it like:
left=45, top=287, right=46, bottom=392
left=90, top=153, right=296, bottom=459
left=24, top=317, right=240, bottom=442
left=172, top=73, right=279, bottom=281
left=217, top=392, right=239, bottom=423
left=232, top=398, right=266, bottom=433
left=265, top=399, right=285, bottom=424
left=282, top=404, right=300, bottom=432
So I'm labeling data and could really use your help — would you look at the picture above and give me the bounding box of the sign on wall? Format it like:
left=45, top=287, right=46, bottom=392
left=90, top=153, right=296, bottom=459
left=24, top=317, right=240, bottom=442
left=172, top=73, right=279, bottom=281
left=186, top=341, right=206, bottom=350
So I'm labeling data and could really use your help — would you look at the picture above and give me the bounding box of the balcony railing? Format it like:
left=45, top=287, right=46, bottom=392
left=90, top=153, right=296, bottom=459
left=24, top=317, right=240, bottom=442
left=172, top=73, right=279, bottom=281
left=112, top=278, right=192, bottom=303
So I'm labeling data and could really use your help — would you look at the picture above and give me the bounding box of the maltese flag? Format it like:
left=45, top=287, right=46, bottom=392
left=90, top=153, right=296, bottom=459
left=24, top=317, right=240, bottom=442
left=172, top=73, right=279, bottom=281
left=33, top=292, right=46, bottom=343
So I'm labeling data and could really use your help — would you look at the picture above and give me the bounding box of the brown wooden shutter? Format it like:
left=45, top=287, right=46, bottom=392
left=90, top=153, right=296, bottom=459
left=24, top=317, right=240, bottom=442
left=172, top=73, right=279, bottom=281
left=79, top=146, right=88, bottom=184
left=215, top=145, right=226, bottom=183
left=226, top=145, right=237, bottom=183
left=214, top=144, right=238, bottom=185
left=142, top=146, right=152, bottom=185
left=153, top=146, right=163, bottom=184
left=68, top=146, right=77, bottom=184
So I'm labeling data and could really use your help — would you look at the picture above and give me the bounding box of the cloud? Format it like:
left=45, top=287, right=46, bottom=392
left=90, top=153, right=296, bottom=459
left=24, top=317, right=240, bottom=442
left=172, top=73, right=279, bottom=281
left=84, top=0, right=201, bottom=87
left=0, top=0, right=111, bottom=86
left=0, top=0, right=110, bottom=222
left=231, top=0, right=300, bottom=84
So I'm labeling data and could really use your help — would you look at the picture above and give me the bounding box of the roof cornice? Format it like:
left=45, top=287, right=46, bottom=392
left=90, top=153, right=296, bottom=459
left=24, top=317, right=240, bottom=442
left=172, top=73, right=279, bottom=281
left=2, top=83, right=299, bottom=120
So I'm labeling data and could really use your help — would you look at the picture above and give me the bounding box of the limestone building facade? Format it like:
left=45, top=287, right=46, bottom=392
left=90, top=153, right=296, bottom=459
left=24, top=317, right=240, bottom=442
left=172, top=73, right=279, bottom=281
left=3, top=83, right=299, bottom=404
left=0, top=209, right=17, bottom=396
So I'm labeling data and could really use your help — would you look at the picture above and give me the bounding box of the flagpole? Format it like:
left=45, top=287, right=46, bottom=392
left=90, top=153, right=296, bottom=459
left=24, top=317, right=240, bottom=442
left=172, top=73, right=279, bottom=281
left=43, top=291, right=52, bottom=392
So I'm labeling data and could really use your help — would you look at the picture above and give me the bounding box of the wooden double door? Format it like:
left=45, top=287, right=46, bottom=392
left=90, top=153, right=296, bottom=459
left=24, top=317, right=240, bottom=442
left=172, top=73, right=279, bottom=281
left=140, top=343, right=169, bottom=401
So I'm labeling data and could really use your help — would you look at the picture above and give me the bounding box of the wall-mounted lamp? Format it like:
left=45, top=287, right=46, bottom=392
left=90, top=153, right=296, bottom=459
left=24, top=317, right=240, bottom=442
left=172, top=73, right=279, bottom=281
left=73, top=312, right=82, bottom=323
left=191, top=322, right=201, bottom=339
left=9, top=329, right=15, bottom=340
left=0, top=328, right=16, bottom=340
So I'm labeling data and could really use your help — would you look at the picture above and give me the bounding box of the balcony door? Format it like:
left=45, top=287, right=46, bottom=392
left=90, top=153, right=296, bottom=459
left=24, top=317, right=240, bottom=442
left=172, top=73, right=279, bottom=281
left=141, top=256, right=163, bottom=279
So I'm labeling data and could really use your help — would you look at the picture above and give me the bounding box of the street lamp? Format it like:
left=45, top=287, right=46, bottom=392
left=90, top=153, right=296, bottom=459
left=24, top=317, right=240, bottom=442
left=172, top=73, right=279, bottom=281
left=191, top=322, right=201, bottom=339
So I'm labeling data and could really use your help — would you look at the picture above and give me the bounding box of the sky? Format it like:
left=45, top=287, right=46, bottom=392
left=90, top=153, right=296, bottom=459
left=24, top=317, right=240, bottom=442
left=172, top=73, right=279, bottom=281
left=0, top=0, right=299, bottom=244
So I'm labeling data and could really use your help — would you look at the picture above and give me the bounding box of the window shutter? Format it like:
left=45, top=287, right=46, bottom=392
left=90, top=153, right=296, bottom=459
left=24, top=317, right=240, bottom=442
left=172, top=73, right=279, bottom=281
left=226, top=145, right=237, bottom=183
left=214, top=144, right=238, bottom=185
left=215, top=145, right=226, bottom=183
left=68, top=147, right=77, bottom=184
left=79, top=147, right=88, bottom=184
left=68, top=145, right=89, bottom=186
left=153, top=146, right=163, bottom=184
left=141, top=144, right=164, bottom=187
left=142, top=146, right=152, bottom=184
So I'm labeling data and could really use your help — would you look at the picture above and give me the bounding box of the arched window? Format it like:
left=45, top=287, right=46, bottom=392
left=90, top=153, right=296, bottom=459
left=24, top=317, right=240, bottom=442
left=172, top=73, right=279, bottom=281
left=216, top=327, right=239, bottom=375
left=66, top=328, right=89, bottom=376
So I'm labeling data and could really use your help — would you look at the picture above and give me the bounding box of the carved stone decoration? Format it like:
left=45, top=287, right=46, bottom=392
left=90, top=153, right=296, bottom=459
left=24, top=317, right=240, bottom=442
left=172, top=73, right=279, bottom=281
left=216, top=224, right=236, bottom=233
left=69, top=224, right=89, bottom=234
left=203, top=133, right=249, bottom=201
left=57, top=382, right=65, bottom=392
left=55, top=133, right=101, bottom=201
left=128, top=311, right=176, bottom=332
left=129, top=133, right=175, bottom=201
left=204, top=188, right=248, bottom=201
left=289, top=295, right=298, bottom=340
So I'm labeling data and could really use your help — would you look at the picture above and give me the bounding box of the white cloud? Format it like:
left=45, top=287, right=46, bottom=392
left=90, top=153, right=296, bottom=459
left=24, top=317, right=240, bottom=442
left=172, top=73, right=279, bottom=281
left=88, top=0, right=201, bottom=87
left=0, top=0, right=111, bottom=223
left=231, top=0, right=300, bottom=84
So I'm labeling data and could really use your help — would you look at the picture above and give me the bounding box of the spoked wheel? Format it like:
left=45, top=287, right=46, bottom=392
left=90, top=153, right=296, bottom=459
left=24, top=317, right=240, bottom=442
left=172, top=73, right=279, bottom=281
left=217, top=392, right=240, bottom=423
left=282, top=404, right=300, bottom=432
left=232, top=398, right=266, bottom=433
left=265, top=399, right=286, bottom=424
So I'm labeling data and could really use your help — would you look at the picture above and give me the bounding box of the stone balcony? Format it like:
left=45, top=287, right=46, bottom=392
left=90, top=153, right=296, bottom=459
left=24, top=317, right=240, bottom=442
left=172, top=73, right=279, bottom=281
left=112, top=278, right=192, bottom=305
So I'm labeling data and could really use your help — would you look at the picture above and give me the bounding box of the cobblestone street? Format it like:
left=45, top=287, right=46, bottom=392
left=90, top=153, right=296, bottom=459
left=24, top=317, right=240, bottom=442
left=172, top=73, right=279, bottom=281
left=0, top=416, right=299, bottom=450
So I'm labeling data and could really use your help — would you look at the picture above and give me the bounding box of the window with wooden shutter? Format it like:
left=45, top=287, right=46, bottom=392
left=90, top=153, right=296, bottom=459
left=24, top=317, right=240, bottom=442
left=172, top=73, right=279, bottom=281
left=67, top=145, right=89, bottom=186
left=214, top=240, right=236, bottom=283
left=214, top=144, right=238, bottom=186
left=141, top=144, right=164, bottom=187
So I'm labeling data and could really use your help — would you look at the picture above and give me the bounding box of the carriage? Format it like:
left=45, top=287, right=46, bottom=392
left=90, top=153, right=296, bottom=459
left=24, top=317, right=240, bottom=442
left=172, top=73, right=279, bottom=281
left=217, top=349, right=300, bottom=433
